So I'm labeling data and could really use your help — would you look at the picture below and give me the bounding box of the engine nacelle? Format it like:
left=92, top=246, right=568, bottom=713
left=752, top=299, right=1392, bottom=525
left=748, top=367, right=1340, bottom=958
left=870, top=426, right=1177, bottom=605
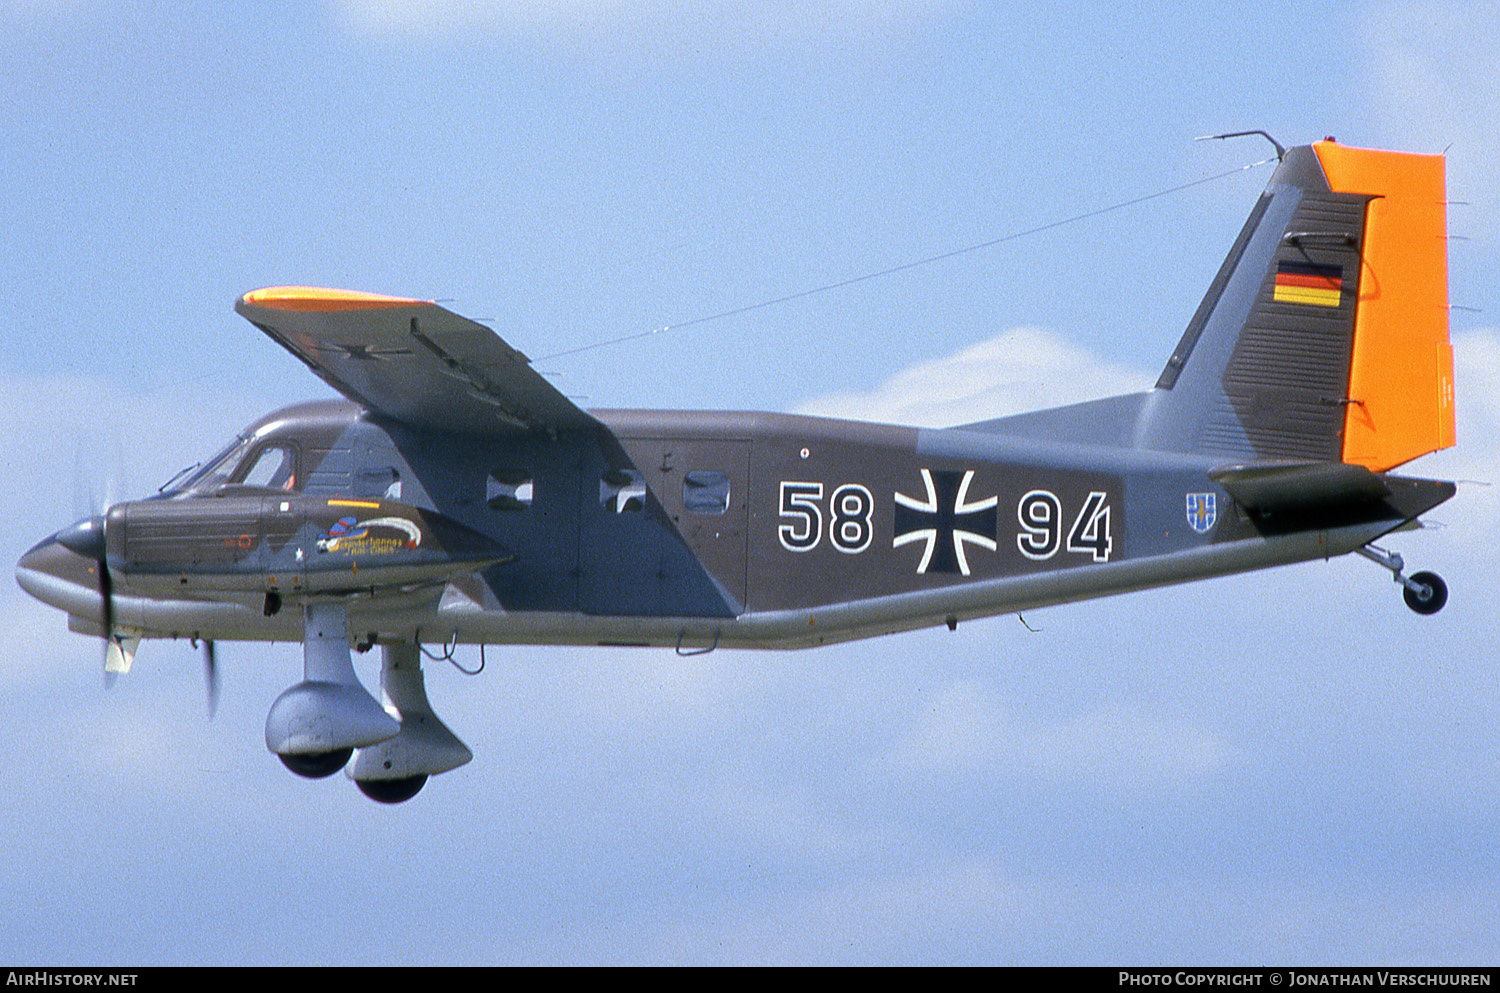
left=104, top=495, right=510, bottom=598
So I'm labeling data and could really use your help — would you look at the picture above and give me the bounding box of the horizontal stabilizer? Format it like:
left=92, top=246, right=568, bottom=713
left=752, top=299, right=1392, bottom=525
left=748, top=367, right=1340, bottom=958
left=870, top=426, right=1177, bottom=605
left=1210, top=461, right=1389, bottom=514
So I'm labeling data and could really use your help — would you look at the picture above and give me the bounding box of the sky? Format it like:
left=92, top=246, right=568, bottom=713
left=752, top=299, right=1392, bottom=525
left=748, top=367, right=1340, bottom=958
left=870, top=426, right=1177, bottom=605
left=1, top=0, right=1498, bottom=966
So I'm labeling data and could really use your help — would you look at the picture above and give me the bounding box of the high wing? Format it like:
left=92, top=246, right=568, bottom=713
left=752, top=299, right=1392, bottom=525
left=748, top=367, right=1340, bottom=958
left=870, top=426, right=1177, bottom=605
left=235, top=286, right=599, bottom=435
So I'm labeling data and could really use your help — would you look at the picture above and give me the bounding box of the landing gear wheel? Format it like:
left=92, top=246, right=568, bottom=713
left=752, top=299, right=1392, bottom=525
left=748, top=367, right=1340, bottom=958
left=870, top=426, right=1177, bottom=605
left=1403, top=571, right=1448, bottom=615
left=356, top=774, right=428, bottom=804
left=279, top=748, right=354, bottom=779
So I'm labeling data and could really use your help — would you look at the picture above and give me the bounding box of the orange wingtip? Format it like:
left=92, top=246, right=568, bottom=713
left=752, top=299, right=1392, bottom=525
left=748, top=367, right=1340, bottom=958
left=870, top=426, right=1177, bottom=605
left=240, top=286, right=429, bottom=311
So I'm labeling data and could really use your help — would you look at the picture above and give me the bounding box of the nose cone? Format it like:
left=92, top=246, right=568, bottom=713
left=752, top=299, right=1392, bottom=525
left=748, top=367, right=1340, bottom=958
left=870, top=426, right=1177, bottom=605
left=16, top=530, right=108, bottom=621
left=54, top=515, right=107, bottom=560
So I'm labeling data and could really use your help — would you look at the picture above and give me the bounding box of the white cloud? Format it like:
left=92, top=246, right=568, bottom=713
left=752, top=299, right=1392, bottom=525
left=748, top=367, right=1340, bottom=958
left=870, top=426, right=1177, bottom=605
left=794, top=326, right=1149, bottom=427
left=686, top=858, right=1018, bottom=964
left=539, top=853, right=1025, bottom=964
left=334, top=0, right=593, bottom=35
left=795, top=323, right=1500, bottom=491
left=1028, top=704, right=1228, bottom=785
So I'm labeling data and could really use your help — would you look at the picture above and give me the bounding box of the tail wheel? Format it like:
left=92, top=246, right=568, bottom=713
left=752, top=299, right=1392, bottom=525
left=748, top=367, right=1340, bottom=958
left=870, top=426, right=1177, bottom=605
left=1403, top=571, right=1448, bottom=615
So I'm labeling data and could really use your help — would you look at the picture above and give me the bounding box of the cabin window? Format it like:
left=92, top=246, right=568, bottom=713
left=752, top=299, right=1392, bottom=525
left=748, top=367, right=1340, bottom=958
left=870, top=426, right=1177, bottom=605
left=237, top=444, right=298, bottom=491
left=683, top=470, right=730, bottom=514
left=354, top=466, right=402, bottom=501
left=600, top=468, right=646, bottom=513
left=487, top=469, right=534, bottom=511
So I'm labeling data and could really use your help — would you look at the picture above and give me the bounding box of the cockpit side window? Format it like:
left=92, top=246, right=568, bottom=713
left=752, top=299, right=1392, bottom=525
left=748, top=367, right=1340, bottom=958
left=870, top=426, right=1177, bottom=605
left=160, top=436, right=252, bottom=496
left=235, top=444, right=299, bottom=491
left=355, top=466, right=402, bottom=501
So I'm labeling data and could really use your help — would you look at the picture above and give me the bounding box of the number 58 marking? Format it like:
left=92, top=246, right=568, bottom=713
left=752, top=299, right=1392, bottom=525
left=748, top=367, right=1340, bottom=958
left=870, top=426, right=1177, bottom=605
left=778, top=481, right=874, bottom=554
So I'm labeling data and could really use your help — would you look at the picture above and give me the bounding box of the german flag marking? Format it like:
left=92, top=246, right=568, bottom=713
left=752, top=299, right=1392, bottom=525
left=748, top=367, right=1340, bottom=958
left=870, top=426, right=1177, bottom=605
left=1274, top=261, right=1343, bottom=307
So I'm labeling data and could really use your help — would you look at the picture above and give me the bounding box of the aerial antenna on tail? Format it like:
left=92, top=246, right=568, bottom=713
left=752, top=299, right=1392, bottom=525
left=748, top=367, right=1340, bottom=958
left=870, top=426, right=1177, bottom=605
left=536, top=152, right=1277, bottom=362
left=1196, top=130, right=1287, bottom=161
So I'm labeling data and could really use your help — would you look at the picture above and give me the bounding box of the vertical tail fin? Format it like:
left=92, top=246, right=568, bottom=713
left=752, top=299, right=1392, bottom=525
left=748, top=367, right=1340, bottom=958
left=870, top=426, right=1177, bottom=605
left=1141, top=141, right=1454, bottom=471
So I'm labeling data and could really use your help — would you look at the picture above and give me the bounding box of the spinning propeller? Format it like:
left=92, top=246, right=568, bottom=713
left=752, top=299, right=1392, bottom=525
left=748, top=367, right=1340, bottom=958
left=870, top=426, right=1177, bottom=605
left=201, top=638, right=219, bottom=719
left=54, top=511, right=220, bottom=717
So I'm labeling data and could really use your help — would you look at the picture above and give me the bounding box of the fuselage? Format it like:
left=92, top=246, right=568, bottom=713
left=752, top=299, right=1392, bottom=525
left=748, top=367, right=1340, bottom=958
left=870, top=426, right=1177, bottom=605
left=16, top=398, right=1450, bottom=653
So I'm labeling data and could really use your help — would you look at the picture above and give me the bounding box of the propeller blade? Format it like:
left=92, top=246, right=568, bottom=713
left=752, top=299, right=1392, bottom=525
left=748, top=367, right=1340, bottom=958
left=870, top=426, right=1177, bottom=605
left=98, top=554, right=114, bottom=647
left=202, top=639, right=219, bottom=719
left=103, top=631, right=137, bottom=675
left=54, top=514, right=119, bottom=670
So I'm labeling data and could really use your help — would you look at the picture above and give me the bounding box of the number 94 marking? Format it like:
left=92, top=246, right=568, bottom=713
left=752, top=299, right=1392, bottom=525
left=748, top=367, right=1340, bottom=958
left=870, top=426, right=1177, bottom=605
left=1016, top=490, right=1112, bottom=563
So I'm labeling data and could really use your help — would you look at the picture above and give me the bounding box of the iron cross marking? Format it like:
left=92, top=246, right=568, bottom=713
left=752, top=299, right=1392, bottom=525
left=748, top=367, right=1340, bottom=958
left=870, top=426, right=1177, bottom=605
left=893, top=469, right=999, bottom=575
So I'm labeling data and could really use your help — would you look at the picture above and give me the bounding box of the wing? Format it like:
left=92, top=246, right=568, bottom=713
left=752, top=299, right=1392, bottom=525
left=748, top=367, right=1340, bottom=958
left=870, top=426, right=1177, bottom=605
left=235, top=286, right=599, bottom=435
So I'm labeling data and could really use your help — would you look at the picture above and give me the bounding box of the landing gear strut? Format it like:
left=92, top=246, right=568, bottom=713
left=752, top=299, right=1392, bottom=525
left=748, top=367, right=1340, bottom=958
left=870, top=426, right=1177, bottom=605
left=1357, top=544, right=1448, bottom=615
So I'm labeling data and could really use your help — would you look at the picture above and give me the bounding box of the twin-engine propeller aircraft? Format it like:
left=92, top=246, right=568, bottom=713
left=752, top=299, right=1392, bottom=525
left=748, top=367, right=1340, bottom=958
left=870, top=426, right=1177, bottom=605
left=18, top=140, right=1458, bottom=803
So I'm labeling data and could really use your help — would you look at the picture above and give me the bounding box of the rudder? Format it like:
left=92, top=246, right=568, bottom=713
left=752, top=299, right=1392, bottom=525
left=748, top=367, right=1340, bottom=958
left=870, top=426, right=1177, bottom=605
left=1317, top=142, right=1454, bottom=471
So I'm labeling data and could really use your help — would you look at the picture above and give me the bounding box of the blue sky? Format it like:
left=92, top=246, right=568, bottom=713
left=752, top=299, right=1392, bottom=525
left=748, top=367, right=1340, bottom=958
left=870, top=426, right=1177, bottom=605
left=2, top=0, right=1498, bottom=965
